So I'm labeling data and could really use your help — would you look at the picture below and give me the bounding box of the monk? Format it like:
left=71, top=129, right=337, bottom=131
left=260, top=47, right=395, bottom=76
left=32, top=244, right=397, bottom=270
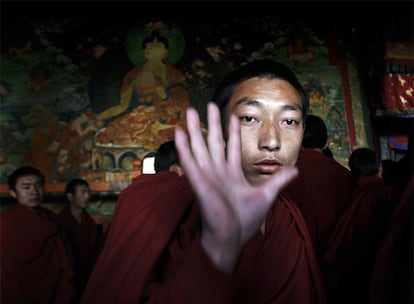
left=322, top=148, right=393, bottom=304
left=0, top=166, right=74, bottom=304
left=81, top=59, right=326, bottom=303
left=58, top=178, right=104, bottom=303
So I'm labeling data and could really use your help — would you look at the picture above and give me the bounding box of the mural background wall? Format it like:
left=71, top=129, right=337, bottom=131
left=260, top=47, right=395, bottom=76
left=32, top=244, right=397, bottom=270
left=1, top=2, right=377, bottom=195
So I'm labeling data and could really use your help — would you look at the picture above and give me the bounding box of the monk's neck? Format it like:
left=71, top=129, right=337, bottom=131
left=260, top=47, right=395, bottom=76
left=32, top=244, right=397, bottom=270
left=70, top=206, right=83, bottom=223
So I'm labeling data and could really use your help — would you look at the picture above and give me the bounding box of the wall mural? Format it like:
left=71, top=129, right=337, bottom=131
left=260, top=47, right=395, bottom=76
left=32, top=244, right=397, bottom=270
left=0, top=15, right=359, bottom=192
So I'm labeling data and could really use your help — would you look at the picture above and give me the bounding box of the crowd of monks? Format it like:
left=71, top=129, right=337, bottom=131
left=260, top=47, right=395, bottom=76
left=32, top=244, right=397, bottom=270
left=1, top=134, right=414, bottom=304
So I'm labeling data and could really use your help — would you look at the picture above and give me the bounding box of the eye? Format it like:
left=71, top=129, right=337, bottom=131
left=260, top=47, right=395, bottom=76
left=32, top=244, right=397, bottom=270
left=283, top=119, right=299, bottom=127
left=240, top=116, right=257, bottom=123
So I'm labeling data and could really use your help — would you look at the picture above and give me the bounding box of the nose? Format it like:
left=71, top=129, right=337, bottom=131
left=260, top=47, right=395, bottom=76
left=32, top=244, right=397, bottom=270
left=31, top=185, right=41, bottom=195
left=258, top=121, right=281, bottom=151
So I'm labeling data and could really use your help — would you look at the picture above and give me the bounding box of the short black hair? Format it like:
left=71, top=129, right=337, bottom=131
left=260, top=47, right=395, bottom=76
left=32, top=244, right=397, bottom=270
left=65, top=178, right=89, bottom=195
left=8, top=166, right=45, bottom=192
left=154, top=140, right=179, bottom=172
left=302, top=115, right=328, bottom=149
left=212, top=59, right=309, bottom=126
left=323, top=146, right=334, bottom=159
left=348, top=148, right=381, bottom=178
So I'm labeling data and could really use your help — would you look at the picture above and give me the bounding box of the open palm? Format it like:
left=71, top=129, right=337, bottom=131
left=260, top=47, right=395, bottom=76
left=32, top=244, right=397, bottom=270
left=175, top=102, right=298, bottom=272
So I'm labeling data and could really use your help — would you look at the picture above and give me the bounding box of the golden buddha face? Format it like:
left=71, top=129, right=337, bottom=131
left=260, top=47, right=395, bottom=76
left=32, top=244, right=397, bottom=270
left=143, top=37, right=168, bottom=60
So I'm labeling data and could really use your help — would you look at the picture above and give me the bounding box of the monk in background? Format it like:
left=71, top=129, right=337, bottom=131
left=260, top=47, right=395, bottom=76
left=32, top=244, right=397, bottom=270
left=324, top=128, right=413, bottom=304
left=58, top=178, right=105, bottom=303
left=0, top=166, right=75, bottom=304
left=323, top=148, right=390, bottom=303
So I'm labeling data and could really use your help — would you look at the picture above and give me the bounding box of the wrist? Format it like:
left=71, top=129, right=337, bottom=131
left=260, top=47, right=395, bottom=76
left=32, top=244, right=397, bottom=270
left=200, top=232, right=241, bottom=274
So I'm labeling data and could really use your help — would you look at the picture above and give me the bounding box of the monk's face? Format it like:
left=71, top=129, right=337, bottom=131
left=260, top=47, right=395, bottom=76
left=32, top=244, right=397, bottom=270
left=9, top=175, right=44, bottom=208
left=68, top=184, right=91, bottom=210
left=225, top=77, right=304, bottom=185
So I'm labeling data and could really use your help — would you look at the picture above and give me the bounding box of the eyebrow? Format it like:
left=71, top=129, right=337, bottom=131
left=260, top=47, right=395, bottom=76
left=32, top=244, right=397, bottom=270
left=19, top=181, right=42, bottom=186
left=235, top=97, right=303, bottom=112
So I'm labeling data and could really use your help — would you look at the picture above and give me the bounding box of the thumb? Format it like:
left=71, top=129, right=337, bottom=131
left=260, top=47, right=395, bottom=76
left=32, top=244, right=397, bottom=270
left=262, top=166, right=298, bottom=202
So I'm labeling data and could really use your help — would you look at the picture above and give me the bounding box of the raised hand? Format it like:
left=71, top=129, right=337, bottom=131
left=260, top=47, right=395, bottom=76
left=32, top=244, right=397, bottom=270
left=174, top=102, right=298, bottom=273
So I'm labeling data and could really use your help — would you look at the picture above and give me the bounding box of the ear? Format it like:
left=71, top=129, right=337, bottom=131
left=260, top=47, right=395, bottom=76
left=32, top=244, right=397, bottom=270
left=169, top=164, right=184, bottom=177
left=323, top=138, right=330, bottom=150
left=66, top=192, right=74, bottom=203
left=9, top=189, right=17, bottom=199
left=378, top=162, right=383, bottom=178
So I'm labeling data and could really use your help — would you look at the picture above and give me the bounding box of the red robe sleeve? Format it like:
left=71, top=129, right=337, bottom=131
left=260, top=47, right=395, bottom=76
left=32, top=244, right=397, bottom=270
left=81, top=172, right=222, bottom=304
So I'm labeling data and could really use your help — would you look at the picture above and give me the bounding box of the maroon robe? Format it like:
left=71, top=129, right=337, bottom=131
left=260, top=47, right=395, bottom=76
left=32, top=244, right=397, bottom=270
left=81, top=171, right=326, bottom=304
left=0, top=204, right=74, bottom=304
left=324, top=176, right=394, bottom=265
left=58, top=205, right=103, bottom=301
left=322, top=175, right=397, bottom=304
left=369, top=177, right=413, bottom=304
left=283, top=148, right=357, bottom=258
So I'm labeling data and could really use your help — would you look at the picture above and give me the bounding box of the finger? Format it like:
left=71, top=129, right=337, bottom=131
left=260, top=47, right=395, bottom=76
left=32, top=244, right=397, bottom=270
left=175, top=126, right=198, bottom=175
left=185, top=107, right=211, bottom=168
left=175, top=126, right=223, bottom=217
left=207, top=102, right=226, bottom=167
left=175, top=127, right=208, bottom=193
left=262, top=166, right=299, bottom=203
left=227, top=114, right=243, bottom=176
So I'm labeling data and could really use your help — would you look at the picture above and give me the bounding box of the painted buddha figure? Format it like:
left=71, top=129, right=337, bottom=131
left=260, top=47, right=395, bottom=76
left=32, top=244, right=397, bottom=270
left=93, top=28, right=191, bottom=171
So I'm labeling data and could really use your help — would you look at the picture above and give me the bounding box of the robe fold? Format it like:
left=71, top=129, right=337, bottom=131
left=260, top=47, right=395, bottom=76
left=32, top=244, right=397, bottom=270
left=81, top=171, right=326, bottom=304
left=0, top=204, right=74, bottom=304
left=324, top=176, right=394, bottom=266
left=369, top=177, right=413, bottom=304
left=81, top=172, right=196, bottom=303
left=322, top=175, right=396, bottom=304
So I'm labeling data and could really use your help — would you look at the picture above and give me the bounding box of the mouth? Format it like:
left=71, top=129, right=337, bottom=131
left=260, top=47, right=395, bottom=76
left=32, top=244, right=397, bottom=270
left=253, top=159, right=283, bottom=174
